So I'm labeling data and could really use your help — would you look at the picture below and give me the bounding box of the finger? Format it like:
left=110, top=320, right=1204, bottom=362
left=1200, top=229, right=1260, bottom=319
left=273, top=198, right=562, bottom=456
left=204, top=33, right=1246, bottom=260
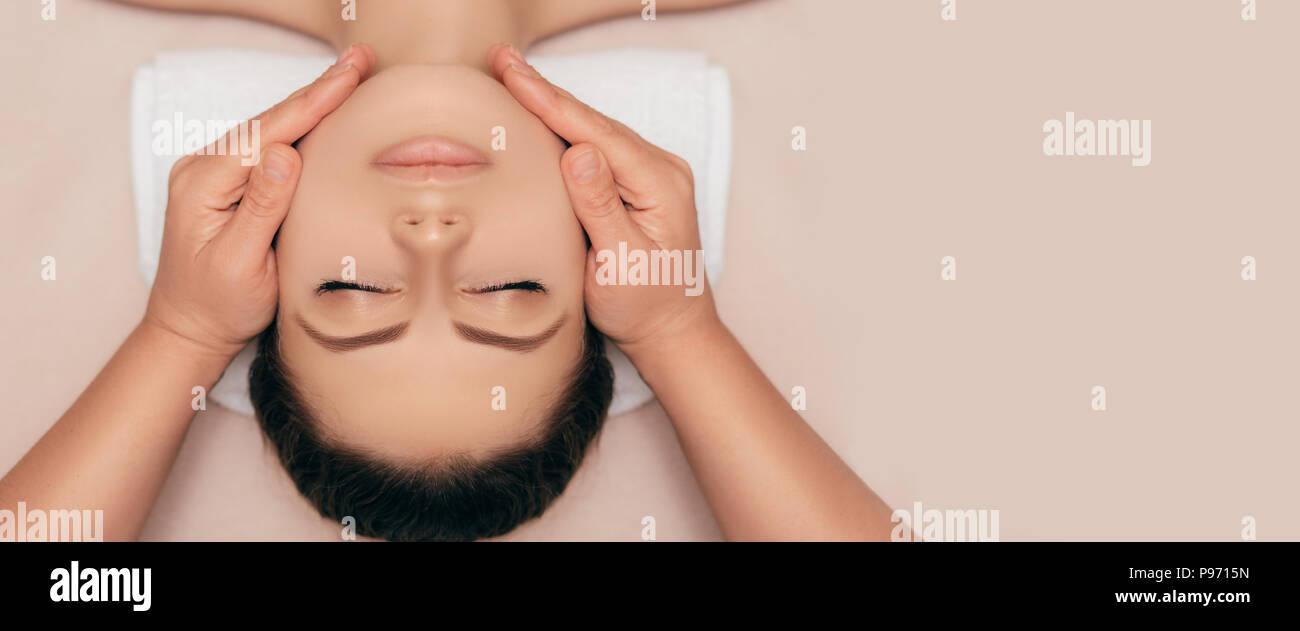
left=211, top=143, right=301, bottom=266
left=561, top=144, right=651, bottom=253
left=486, top=43, right=670, bottom=200
left=181, top=43, right=376, bottom=195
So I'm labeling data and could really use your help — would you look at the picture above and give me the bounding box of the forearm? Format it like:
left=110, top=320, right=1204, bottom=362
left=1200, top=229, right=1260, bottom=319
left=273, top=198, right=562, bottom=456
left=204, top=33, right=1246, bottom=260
left=0, top=321, right=233, bottom=541
left=624, top=317, right=896, bottom=541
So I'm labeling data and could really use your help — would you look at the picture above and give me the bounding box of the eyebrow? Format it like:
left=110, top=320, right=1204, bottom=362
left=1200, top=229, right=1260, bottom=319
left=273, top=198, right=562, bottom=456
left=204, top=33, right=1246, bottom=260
left=297, top=316, right=409, bottom=352
left=296, top=314, right=565, bottom=354
left=453, top=317, right=566, bottom=353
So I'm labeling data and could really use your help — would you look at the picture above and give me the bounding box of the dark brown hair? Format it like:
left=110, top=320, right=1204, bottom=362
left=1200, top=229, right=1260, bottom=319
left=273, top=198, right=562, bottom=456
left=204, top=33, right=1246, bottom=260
left=248, top=315, right=613, bottom=541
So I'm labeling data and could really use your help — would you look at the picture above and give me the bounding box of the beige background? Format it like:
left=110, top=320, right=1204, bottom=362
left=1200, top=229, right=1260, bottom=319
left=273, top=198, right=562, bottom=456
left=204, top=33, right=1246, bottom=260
left=1, top=0, right=1296, bottom=541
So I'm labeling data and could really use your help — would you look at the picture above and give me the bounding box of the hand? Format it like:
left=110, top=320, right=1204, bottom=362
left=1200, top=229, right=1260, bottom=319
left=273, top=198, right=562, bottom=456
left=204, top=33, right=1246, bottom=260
left=487, top=44, right=723, bottom=354
left=144, top=44, right=376, bottom=359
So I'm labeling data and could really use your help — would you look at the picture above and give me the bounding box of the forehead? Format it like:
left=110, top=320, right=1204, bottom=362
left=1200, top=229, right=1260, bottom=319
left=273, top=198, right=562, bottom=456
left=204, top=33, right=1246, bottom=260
left=277, top=314, right=586, bottom=464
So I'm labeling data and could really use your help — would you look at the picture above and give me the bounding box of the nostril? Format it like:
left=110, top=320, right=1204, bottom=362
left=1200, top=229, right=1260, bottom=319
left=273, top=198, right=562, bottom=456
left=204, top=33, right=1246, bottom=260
left=397, top=212, right=461, bottom=228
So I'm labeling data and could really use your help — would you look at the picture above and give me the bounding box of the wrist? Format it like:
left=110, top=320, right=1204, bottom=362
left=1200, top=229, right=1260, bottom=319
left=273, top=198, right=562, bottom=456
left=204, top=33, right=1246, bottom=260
left=619, top=305, right=728, bottom=367
left=137, top=314, right=243, bottom=367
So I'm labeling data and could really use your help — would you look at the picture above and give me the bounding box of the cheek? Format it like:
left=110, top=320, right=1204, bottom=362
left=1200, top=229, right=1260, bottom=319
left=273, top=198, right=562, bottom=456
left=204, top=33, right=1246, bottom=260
left=472, top=188, right=588, bottom=302
left=490, top=190, right=586, bottom=262
left=277, top=157, right=391, bottom=276
left=492, top=155, right=585, bottom=245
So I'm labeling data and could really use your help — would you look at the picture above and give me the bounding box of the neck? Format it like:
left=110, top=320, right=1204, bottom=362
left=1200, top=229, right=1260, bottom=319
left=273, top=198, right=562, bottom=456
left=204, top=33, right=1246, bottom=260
left=331, top=1, right=530, bottom=73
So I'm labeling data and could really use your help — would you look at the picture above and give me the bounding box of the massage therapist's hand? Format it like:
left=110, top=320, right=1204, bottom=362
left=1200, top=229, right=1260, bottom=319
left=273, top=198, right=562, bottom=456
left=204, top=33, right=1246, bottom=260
left=488, top=44, right=722, bottom=354
left=144, top=44, right=376, bottom=359
left=488, top=45, right=899, bottom=542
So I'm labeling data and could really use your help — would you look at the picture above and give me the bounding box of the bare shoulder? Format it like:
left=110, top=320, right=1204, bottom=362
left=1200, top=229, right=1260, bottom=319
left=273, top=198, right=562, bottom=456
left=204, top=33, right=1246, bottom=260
left=112, top=0, right=343, bottom=44
left=515, top=0, right=751, bottom=44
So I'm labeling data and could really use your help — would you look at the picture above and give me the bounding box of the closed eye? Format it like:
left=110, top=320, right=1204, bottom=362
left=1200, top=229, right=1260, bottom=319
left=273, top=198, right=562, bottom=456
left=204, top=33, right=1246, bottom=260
left=316, top=280, right=391, bottom=295
left=472, top=280, right=547, bottom=294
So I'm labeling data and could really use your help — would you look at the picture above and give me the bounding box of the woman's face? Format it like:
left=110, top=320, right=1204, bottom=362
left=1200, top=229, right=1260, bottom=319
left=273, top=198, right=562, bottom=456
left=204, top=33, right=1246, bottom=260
left=274, top=64, right=588, bottom=463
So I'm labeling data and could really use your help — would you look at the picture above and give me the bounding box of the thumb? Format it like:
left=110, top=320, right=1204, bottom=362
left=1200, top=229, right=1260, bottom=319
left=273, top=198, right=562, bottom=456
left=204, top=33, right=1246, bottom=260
left=217, top=143, right=301, bottom=263
left=561, top=144, right=645, bottom=252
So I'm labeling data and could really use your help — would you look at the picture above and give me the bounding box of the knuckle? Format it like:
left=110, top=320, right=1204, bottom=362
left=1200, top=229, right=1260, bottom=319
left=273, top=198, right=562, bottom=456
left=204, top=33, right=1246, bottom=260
left=240, top=184, right=280, bottom=216
left=665, top=155, right=695, bottom=191
left=581, top=184, right=622, bottom=215
left=666, top=152, right=691, bottom=174
left=590, top=112, right=619, bottom=138
left=676, top=168, right=695, bottom=193
left=167, top=155, right=195, bottom=189
left=615, top=119, right=643, bottom=140
left=539, top=83, right=567, bottom=112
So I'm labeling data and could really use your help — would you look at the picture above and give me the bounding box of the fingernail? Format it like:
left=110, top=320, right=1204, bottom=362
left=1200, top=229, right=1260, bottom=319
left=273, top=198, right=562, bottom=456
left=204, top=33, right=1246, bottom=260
left=263, top=149, right=292, bottom=183
left=321, top=45, right=355, bottom=78
left=570, top=150, right=599, bottom=183
left=337, top=44, right=355, bottom=64
left=508, top=61, right=540, bottom=80
left=325, top=61, right=354, bottom=79
left=504, top=44, right=524, bottom=65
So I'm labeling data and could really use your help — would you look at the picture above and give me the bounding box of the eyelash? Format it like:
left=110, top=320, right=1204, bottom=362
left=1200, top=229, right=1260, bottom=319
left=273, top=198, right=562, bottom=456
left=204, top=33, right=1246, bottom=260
left=473, top=280, right=547, bottom=294
left=316, top=280, right=388, bottom=295
left=314, top=280, right=547, bottom=295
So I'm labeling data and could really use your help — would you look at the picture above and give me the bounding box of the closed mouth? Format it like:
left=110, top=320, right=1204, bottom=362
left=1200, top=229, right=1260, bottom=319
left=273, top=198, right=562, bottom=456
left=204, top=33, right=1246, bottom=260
left=371, top=135, right=491, bottom=182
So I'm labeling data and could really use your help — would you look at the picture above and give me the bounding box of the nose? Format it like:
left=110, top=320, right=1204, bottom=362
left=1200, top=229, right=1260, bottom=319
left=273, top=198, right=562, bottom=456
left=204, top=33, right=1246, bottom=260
left=391, top=210, right=469, bottom=252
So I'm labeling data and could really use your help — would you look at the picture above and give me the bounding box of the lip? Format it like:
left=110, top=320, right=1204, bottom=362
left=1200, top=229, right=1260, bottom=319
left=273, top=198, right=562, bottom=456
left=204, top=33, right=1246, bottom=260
left=371, top=135, right=491, bottom=182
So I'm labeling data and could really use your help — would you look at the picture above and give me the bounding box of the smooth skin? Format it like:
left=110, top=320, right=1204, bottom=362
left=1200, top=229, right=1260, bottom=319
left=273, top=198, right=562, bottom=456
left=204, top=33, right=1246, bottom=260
left=4, top=0, right=900, bottom=541
left=114, top=0, right=749, bottom=72
left=488, top=46, right=897, bottom=541
left=0, top=46, right=378, bottom=541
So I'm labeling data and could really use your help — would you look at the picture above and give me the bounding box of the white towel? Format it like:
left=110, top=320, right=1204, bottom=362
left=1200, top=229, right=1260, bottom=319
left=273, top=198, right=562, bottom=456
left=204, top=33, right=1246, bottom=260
left=131, top=47, right=731, bottom=419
